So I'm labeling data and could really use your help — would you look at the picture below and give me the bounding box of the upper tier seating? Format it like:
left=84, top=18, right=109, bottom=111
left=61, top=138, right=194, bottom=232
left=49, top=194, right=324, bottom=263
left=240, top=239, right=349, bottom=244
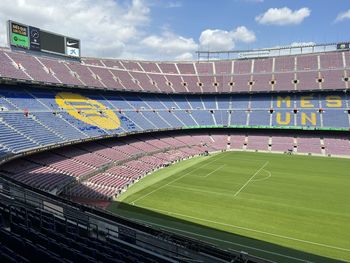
left=1, top=48, right=349, bottom=94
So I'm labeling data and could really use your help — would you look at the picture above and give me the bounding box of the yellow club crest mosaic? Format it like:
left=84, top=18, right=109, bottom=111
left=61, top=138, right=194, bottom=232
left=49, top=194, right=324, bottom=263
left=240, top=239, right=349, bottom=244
left=55, top=92, right=120, bottom=130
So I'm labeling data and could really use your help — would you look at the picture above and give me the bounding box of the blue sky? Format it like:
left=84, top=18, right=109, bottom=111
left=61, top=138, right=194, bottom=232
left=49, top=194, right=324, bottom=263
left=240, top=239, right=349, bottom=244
left=0, top=0, right=349, bottom=60
left=149, top=0, right=350, bottom=49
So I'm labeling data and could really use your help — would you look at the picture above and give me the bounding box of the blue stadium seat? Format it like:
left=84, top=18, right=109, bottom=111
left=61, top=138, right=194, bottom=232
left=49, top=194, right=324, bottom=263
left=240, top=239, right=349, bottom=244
left=0, top=85, right=348, bottom=158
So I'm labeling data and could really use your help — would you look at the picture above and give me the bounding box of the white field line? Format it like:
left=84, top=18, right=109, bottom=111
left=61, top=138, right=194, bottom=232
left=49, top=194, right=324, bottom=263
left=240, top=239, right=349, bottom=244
left=202, top=164, right=226, bottom=178
left=227, top=157, right=269, bottom=162
left=130, top=218, right=313, bottom=263
left=170, top=169, right=271, bottom=197
left=138, top=205, right=350, bottom=253
left=251, top=169, right=272, bottom=182
left=233, top=161, right=269, bottom=198
left=132, top=154, right=227, bottom=204
left=168, top=185, right=232, bottom=197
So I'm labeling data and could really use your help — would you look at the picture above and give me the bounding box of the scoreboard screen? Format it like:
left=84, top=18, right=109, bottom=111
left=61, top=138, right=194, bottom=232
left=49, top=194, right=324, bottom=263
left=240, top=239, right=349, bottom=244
left=8, top=20, right=80, bottom=58
left=40, top=30, right=65, bottom=54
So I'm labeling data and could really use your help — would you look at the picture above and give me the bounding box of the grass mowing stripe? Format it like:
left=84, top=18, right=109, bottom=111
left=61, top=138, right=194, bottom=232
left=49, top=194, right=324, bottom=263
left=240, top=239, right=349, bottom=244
left=139, top=205, right=350, bottom=253
left=129, top=217, right=311, bottom=263
left=132, top=153, right=227, bottom=204
left=233, top=161, right=269, bottom=197
left=112, top=152, right=350, bottom=262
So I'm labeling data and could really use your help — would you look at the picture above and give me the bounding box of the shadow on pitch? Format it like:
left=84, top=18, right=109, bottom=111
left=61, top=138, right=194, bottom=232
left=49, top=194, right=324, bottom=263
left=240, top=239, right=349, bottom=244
left=108, top=201, right=345, bottom=263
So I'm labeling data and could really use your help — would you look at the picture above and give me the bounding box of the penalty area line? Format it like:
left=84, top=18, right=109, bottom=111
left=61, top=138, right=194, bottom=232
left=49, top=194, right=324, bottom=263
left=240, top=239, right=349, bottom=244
left=131, top=154, right=227, bottom=204
left=233, top=161, right=269, bottom=198
left=202, top=164, right=226, bottom=178
left=168, top=185, right=232, bottom=197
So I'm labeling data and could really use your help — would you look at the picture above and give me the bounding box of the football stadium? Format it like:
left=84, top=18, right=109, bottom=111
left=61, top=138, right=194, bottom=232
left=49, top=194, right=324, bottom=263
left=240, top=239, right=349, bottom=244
left=0, top=2, right=350, bottom=263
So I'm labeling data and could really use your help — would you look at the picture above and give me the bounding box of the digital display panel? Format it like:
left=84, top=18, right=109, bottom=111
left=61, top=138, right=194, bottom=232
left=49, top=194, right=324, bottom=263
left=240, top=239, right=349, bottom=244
left=40, top=30, right=65, bottom=54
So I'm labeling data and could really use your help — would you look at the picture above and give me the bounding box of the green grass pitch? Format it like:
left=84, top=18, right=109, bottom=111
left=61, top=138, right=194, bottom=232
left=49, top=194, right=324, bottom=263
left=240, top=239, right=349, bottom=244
left=108, top=151, right=350, bottom=263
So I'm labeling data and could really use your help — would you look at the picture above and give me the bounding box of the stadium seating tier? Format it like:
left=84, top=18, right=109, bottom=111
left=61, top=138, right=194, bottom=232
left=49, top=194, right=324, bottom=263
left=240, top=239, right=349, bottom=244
left=0, top=48, right=349, bottom=94
left=0, top=85, right=349, bottom=158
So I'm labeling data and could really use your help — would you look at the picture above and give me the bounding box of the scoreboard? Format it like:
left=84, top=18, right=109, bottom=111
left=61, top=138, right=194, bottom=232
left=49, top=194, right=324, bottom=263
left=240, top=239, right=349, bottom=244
left=8, top=20, right=80, bottom=58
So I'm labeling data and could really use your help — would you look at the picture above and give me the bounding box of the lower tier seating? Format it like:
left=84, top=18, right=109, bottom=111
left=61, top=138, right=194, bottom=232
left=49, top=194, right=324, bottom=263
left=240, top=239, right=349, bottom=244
left=1, top=130, right=349, bottom=203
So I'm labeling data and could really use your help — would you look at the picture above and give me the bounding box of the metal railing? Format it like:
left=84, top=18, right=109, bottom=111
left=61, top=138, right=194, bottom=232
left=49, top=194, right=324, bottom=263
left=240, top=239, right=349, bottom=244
left=196, top=41, right=350, bottom=61
left=0, top=173, right=273, bottom=263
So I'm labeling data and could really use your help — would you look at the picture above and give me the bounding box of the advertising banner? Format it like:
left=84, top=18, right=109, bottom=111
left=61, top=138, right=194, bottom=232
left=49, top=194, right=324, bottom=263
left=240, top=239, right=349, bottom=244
left=10, top=22, right=29, bottom=48
left=66, top=37, right=80, bottom=57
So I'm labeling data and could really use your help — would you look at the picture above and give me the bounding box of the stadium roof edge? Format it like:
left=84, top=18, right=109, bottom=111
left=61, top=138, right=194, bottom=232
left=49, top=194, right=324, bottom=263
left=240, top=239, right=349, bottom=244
left=80, top=41, right=349, bottom=63
left=196, top=41, right=339, bottom=54
left=2, top=40, right=350, bottom=63
left=196, top=41, right=350, bottom=61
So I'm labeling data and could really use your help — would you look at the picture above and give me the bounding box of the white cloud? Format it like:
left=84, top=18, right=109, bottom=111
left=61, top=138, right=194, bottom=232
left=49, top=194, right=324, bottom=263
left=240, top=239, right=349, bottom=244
left=199, top=29, right=235, bottom=50
left=124, top=0, right=150, bottom=24
left=175, top=52, right=193, bottom=61
left=141, top=31, right=197, bottom=59
left=0, top=0, right=150, bottom=58
left=255, top=7, right=311, bottom=25
left=0, top=1, right=256, bottom=60
left=199, top=26, right=256, bottom=51
left=232, top=26, right=256, bottom=43
left=335, top=10, right=350, bottom=22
